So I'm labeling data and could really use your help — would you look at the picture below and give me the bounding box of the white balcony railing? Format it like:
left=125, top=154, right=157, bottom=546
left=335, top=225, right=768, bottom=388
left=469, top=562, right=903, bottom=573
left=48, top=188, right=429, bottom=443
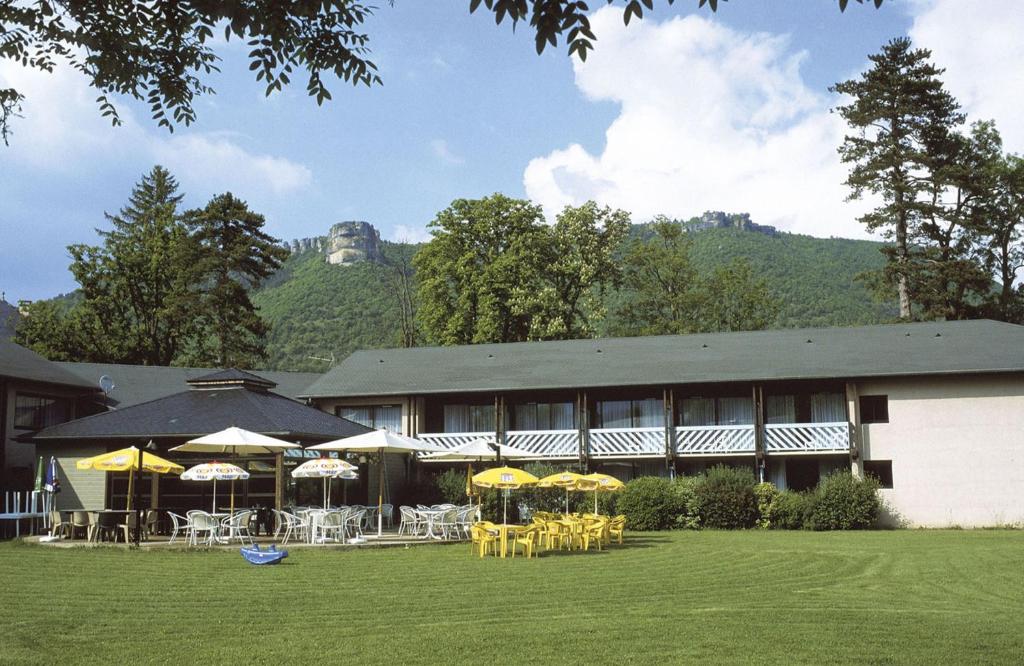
left=765, top=422, right=849, bottom=453
left=418, top=422, right=850, bottom=460
left=418, top=432, right=495, bottom=451
left=506, top=430, right=579, bottom=459
left=589, top=427, right=665, bottom=458
left=675, top=425, right=756, bottom=456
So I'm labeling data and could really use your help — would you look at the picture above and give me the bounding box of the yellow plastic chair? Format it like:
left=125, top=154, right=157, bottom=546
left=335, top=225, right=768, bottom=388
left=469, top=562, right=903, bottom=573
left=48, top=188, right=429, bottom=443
left=470, top=524, right=497, bottom=558
left=609, top=515, right=626, bottom=545
left=543, top=521, right=569, bottom=550
left=511, top=525, right=539, bottom=559
left=582, top=519, right=608, bottom=551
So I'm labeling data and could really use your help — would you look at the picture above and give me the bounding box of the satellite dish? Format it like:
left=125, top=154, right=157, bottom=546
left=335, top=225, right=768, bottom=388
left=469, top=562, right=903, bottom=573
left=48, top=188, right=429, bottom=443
left=98, top=375, right=115, bottom=394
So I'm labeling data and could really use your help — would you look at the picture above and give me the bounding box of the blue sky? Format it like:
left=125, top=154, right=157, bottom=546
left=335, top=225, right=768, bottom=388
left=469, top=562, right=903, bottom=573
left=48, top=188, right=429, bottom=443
left=1, top=1, right=1022, bottom=302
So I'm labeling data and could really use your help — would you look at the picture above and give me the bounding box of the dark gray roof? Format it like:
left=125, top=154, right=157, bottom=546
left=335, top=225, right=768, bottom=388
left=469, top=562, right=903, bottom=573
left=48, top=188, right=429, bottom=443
left=187, top=368, right=277, bottom=389
left=302, top=320, right=1024, bottom=398
left=31, top=385, right=372, bottom=441
left=55, top=362, right=321, bottom=408
left=0, top=339, right=98, bottom=390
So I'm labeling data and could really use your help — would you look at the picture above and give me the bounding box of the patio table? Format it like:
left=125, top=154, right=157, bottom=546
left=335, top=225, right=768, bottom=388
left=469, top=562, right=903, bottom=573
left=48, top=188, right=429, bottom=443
left=491, top=524, right=525, bottom=558
left=415, top=509, right=447, bottom=540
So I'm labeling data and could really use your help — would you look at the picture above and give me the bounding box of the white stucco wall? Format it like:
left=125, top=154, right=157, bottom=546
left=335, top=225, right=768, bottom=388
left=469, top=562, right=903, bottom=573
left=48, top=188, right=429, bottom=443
left=857, top=373, right=1024, bottom=527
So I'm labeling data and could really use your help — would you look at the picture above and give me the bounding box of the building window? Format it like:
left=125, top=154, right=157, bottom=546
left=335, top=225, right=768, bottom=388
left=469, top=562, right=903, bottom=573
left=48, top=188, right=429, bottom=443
left=859, top=395, right=889, bottom=424
left=864, top=460, right=893, bottom=489
left=680, top=396, right=753, bottom=426
left=13, top=394, right=70, bottom=430
left=513, top=402, right=575, bottom=430
left=810, top=392, right=847, bottom=422
left=442, top=404, right=495, bottom=432
left=594, top=399, right=663, bottom=429
left=336, top=405, right=402, bottom=432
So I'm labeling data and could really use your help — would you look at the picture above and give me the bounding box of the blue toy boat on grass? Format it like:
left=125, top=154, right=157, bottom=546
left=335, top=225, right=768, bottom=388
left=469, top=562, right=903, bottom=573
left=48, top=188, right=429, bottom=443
left=240, top=543, right=288, bottom=565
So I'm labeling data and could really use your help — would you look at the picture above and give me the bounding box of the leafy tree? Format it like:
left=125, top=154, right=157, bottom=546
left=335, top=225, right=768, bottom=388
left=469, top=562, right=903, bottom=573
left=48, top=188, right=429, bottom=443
left=614, top=219, right=779, bottom=335
left=529, top=202, right=630, bottom=340
left=46, top=166, right=201, bottom=365
left=183, top=193, right=289, bottom=367
left=981, top=153, right=1024, bottom=322
left=832, top=37, right=964, bottom=319
left=614, top=218, right=700, bottom=335
left=414, top=194, right=548, bottom=345
left=13, top=299, right=91, bottom=361
left=1, top=0, right=885, bottom=142
left=694, top=258, right=778, bottom=333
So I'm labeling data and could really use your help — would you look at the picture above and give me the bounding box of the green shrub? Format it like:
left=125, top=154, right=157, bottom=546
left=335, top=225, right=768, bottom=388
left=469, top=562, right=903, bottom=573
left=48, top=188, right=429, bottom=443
left=669, top=477, right=701, bottom=529
left=435, top=468, right=470, bottom=505
left=754, top=482, right=779, bottom=529
left=617, top=477, right=677, bottom=530
left=694, top=465, right=758, bottom=529
left=769, top=490, right=812, bottom=530
left=808, top=471, right=881, bottom=530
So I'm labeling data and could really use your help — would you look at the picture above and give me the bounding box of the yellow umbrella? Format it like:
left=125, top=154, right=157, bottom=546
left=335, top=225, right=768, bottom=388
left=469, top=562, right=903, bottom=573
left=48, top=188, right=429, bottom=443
left=577, top=473, right=625, bottom=514
left=472, top=466, right=538, bottom=524
left=76, top=446, right=184, bottom=510
left=537, top=471, right=585, bottom=514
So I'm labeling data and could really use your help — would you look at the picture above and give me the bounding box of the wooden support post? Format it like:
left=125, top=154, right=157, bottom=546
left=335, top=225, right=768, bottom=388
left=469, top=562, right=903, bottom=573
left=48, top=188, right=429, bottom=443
left=274, top=452, right=284, bottom=511
left=753, top=385, right=766, bottom=483
left=578, top=391, right=589, bottom=471
left=845, top=382, right=862, bottom=477
left=150, top=472, right=159, bottom=510
left=663, top=388, right=676, bottom=472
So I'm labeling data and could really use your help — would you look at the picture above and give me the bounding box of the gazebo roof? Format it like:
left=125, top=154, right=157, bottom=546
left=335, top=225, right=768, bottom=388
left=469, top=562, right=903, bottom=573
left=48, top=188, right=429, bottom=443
left=30, top=370, right=370, bottom=443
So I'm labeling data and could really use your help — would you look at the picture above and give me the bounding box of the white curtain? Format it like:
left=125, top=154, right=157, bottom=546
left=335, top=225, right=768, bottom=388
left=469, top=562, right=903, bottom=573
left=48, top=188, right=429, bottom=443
left=443, top=405, right=470, bottom=432
left=766, top=395, right=796, bottom=424
left=514, top=404, right=538, bottom=430
left=339, top=407, right=372, bottom=428
left=470, top=405, right=495, bottom=432
left=633, top=399, right=664, bottom=427
left=598, top=401, right=631, bottom=428
left=718, top=397, right=753, bottom=425
left=681, top=398, right=715, bottom=426
left=375, top=405, right=402, bottom=432
left=550, top=403, right=574, bottom=430
left=811, top=393, right=847, bottom=422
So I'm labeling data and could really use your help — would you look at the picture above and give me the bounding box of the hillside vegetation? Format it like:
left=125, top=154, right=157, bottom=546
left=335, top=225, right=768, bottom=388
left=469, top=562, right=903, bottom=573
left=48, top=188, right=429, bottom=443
left=253, top=227, right=895, bottom=371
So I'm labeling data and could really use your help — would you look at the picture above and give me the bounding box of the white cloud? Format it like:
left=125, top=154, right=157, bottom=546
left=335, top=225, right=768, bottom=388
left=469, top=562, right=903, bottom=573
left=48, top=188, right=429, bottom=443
left=0, top=59, right=312, bottom=196
left=908, top=0, right=1024, bottom=152
left=430, top=138, right=465, bottom=165
left=389, top=224, right=432, bottom=244
left=524, top=9, right=875, bottom=239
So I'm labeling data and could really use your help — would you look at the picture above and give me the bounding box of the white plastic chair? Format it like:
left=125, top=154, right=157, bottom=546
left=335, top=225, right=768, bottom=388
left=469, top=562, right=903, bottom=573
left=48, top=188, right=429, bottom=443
left=220, top=510, right=253, bottom=545
left=187, top=511, right=219, bottom=547
left=398, top=506, right=421, bottom=536
left=168, top=512, right=192, bottom=544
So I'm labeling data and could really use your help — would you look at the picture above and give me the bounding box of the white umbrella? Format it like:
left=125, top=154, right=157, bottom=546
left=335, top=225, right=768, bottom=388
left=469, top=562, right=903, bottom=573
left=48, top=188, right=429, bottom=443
left=170, top=426, right=301, bottom=455
left=308, top=430, right=445, bottom=537
left=419, top=438, right=535, bottom=461
left=290, top=458, right=359, bottom=509
left=181, top=462, right=250, bottom=512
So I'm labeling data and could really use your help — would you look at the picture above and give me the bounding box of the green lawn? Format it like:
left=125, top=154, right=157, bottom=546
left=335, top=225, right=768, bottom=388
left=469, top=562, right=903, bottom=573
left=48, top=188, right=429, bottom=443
left=2, top=531, right=1023, bottom=664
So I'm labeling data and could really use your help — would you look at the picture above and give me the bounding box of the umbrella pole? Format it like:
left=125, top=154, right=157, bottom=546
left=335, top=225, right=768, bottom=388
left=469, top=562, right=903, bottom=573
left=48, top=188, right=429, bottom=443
left=126, top=467, right=133, bottom=511
left=565, top=487, right=569, bottom=515
left=230, top=478, right=235, bottom=515
left=377, top=448, right=384, bottom=537
left=212, top=478, right=217, bottom=513
left=594, top=490, right=598, bottom=514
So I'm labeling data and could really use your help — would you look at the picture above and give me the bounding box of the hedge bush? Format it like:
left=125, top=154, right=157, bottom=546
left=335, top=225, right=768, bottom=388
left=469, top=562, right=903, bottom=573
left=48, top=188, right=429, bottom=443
left=808, top=471, right=881, bottom=530
left=669, top=477, right=701, bottom=529
left=754, top=482, right=779, bottom=529
left=768, top=490, right=812, bottom=530
left=694, top=465, right=758, bottom=529
left=617, top=477, right=678, bottom=530
left=435, top=468, right=470, bottom=505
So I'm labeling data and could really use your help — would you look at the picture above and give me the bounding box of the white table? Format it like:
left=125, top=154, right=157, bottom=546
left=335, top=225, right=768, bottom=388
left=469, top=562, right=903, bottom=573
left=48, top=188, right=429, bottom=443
left=416, top=509, right=447, bottom=540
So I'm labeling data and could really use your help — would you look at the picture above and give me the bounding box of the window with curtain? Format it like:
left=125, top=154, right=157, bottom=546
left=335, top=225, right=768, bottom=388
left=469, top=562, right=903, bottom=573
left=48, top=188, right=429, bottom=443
left=443, top=404, right=469, bottom=432
left=681, top=398, right=715, bottom=426
left=680, top=396, right=754, bottom=426
left=338, top=405, right=402, bottom=431
left=469, top=404, right=495, bottom=432
left=595, top=399, right=664, bottom=428
left=718, top=397, right=753, bottom=425
left=513, top=402, right=575, bottom=430
left=13, top=394, right=69, bottom=429
left=766, top=395, right=796, bottom=424
left=811, top=393, right=846, bottom=422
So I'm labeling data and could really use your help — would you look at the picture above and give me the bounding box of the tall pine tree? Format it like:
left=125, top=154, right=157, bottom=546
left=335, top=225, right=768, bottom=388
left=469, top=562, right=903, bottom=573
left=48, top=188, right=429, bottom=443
left=184, top=193, right=289, bottom=367
left=832, top=38, right=964, bottom=320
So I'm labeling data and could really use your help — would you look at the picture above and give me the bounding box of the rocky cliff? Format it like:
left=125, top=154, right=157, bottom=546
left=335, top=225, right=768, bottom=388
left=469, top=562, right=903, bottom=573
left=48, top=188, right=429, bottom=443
left=287, top=220, right=384, bottom=266
left=686, top=211, right=777, bottom=236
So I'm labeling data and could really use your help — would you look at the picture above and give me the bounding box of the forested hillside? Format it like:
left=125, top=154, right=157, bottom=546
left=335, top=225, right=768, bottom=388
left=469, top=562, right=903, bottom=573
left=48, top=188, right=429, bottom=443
left=252, top=227, right=895, bottom=371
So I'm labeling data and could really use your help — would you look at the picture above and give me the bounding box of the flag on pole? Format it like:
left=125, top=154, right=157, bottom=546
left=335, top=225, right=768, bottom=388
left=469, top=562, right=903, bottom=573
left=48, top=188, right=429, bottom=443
left=44, top=457, right=61, bottom=493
